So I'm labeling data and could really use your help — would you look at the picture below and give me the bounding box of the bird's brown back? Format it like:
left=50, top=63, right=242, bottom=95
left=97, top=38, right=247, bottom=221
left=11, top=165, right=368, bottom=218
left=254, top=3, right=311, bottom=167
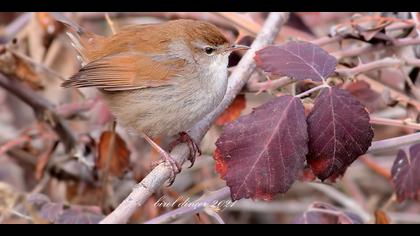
left=82, top=19, right=229, bottom=62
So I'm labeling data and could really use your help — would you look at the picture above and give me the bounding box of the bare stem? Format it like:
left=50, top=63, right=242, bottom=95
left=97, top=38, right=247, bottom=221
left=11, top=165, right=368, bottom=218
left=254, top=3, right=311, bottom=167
left=368, top=132, right=420, bottom=154
left=99, top=12, right=290, bottom=224
left=104, top=13, right=117, bottom=35
left=0, top=135, right=30, bottom=157
left=295, top=84, right=329, bottom=98
left=336, top=57, right=402, bottom=78
left=370, top=116, right=420, bottom=131
left=246, top=75, right=296, bottom=93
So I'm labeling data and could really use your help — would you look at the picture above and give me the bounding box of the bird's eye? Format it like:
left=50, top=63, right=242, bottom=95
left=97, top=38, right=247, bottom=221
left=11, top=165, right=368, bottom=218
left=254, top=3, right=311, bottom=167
left=204, top=47, right=215, bottom=55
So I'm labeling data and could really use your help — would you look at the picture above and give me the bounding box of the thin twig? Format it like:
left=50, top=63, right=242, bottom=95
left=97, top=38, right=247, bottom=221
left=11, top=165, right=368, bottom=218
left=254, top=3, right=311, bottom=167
left=54, top=98, right=97, bottom=119
left=104, top=13, right=117, bottom=35
left=99, top=12, right=290, bottom=224
left=246, top=75, right=296, bottom=93
left=359, top=155, right=391, bottom=179
left=370, top=116, right=420, bottom=130
left=295, top=84, right=329, bottom=98
left=368, top=132, right=420, bottom=154
left=203, top=208, right=226, bottom=224
left=336, top=57, right=402, bottom=78
left=10, top=209, right=32, bottom=222
left=0, top=135, right=30, bottom=157
left=306, top=182, right=372, bottom=222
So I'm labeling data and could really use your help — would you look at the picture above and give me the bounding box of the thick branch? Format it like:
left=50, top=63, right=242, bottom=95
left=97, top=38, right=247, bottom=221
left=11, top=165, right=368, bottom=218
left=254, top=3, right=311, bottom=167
left=99, top=12, right=290, bottom=224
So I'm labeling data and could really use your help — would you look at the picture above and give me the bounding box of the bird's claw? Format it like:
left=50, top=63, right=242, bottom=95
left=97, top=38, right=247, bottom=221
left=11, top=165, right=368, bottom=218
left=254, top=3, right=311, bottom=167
left=169, top=132, right=202, bottom=168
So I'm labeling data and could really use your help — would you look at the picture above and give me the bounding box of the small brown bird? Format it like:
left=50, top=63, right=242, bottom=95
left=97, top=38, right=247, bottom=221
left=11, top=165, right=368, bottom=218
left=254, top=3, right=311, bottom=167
left=58, top=15, right=248, bottom=183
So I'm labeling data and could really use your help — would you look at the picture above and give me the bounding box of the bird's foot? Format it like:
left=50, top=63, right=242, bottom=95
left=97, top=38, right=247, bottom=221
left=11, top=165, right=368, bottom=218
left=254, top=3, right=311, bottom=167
left=169, top=132, right=202, bottom=168
left=143, top=133, right=181, bottom=186
left=154, top=152, right=182, bottom=186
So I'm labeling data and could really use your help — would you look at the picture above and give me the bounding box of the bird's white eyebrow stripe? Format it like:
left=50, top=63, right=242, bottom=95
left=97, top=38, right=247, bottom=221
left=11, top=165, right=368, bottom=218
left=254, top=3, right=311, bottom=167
left=191, top=40, right=215, bottom=49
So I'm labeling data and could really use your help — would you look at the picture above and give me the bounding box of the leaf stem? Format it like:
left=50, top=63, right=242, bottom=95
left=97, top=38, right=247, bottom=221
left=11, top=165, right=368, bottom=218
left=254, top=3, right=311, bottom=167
left=295, top=84, right=329, bottom=98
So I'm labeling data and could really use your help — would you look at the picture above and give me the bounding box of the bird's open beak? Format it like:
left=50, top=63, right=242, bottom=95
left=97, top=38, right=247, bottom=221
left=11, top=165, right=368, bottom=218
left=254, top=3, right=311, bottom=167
left=227, top=44, right=250, bottom=52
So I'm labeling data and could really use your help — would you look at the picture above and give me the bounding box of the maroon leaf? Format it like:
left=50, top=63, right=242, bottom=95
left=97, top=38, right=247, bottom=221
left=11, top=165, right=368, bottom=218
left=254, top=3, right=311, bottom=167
left=307, top=87, right=374, bottom=180
left=292, top=202, right=363, bottom=224
left=391, top=144, right=420, bottom=202
left=255, top=41, right=337, bottom=82
left=215, top=95, right=308, bottom=201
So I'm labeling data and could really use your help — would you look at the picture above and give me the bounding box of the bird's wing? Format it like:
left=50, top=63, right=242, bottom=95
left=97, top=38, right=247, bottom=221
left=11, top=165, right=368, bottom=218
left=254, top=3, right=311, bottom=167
left=62, top=52, right=188, bottom=91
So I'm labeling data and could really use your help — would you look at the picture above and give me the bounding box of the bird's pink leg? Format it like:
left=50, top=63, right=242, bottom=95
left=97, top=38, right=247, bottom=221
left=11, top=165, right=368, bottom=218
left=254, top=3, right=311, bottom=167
left=142, top=133, right=181, bottom=186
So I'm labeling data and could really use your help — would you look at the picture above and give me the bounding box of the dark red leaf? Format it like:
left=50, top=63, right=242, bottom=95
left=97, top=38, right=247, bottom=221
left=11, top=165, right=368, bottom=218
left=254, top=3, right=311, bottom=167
left=374, top=210, right=391, bottom=224
left=391, top=144, right=420, bottom=202
left=213, top=148, right=227, bottom=178
left=307, top=87, right=374, bottom=180
left=215, top=95, right=308, bottom=201
left=255, top=41, right=337, bottom=82
left=292, top=202, right=363, bottom=224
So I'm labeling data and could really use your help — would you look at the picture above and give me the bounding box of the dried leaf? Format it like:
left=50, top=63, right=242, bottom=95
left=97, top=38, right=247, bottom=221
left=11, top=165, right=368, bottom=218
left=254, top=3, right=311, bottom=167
left=307, top=87, right=374, bottom=180
left=215, top=94, right=246, bottom=126
left=391, top=144, right=420, bottom=202
left=0, top=182, right=19, bottom=217
left=333, top=15, right=395, bottom=42
left=215, top=95, right=308, bottom=200
left=97, top=131, right=130, bottom=177
left=292, top=202, right=363, bottom=224
left=345, top=80, right=389, bottom=112
left=374, top=210, right=390, bottom=224
left=255, top=41, right=337, bottom=82
left=0, top=48, right=43, bottom=89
